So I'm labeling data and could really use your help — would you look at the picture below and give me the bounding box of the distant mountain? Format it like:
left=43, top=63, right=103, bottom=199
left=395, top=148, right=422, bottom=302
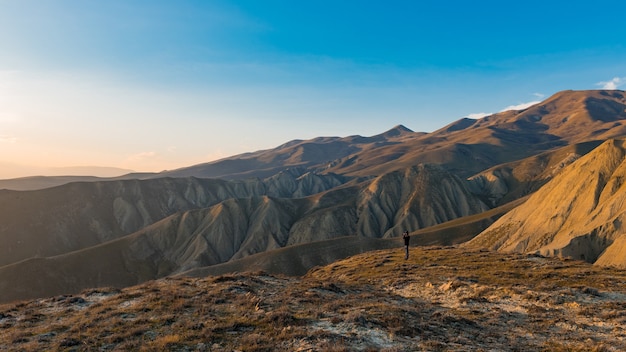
left=0, top=173, right=158, bottom=191
left=3, top=90, right=624, bottom=190
left=0, top=171, right=351, bottom=268
left=158, top=124, right=419, bottom=180
left=155, top=90, right=626, bottom=181
left=327, top=89, right=626, bottom=178
left=465, top=138, right=626, bottom=268
left=45, top=166, right=136, bottom=177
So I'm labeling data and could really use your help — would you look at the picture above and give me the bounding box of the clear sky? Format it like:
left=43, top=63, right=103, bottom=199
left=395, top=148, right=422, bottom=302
left=1, top=0, right=626, bottom=178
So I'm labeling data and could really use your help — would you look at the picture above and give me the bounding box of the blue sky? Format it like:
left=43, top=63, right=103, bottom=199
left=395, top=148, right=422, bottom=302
left=1, top=0, right=626, bottom=178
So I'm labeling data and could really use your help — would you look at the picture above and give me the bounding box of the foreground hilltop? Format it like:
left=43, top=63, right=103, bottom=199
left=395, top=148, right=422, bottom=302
left=2, top=247, right=626, bottom=351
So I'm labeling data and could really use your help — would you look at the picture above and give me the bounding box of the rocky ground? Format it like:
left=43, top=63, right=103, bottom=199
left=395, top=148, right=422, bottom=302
left=1, top=246, right=626, bottom=351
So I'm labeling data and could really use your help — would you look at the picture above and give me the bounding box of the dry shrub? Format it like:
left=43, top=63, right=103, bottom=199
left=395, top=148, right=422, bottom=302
left=265, top=308, right=302, bottom=328
left=238, top=333, right=273, bottom=352
left=344, top=310, right=369, bottom=326
left=151, top=334, right=182, bottom=349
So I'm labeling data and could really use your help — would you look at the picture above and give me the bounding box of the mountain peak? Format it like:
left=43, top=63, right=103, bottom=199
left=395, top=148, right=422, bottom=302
left=381, top=124, right=414, bottom=138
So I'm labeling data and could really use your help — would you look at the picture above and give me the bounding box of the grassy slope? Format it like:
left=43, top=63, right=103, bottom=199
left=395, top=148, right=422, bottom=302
left=2, top=247, right=626, bottom=351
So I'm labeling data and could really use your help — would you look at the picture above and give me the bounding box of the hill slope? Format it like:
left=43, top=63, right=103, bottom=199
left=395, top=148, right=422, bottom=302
left=0, top=172, right=350, bottom=267
left=0, top=164, right=490, bottom=302
left=2, top=247, right=626, bottom=351
left=465, top=138, right=626, bottom=267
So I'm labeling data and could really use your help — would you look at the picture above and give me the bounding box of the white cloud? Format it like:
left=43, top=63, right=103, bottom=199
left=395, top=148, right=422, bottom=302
left=500, top=101, right=541, bottom=112
left=467, top=101, right=540, bottom=119
left=597, top=77, right=625, bottom=90
left=465, top=94, right=546, bottom=119
left=466, top=112, right=491, bottom=119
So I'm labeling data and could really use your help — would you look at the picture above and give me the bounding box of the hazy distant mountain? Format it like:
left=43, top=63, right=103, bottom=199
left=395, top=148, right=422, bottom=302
left=3, top=89, right=624, bottom=191
left=0, top=173, right=159, bottom=191
left=465, top=138, right=626, bottom=268
left=0, top=171, right=350, bottom=268
left=0, top=165, right=135, bottom=182
left=3, top=89, right=626, bottom=303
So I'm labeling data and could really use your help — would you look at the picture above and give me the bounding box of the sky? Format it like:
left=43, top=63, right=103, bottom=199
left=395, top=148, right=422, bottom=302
left=1, top=0, right=626, bottom=178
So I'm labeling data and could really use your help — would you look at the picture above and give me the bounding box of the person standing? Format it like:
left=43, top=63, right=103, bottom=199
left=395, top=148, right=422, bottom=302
left=403, top=231, right=410, bottom=259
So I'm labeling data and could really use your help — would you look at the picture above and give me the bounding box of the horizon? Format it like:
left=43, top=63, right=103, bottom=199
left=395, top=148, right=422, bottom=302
left=1, top=1, right=626, bottom=179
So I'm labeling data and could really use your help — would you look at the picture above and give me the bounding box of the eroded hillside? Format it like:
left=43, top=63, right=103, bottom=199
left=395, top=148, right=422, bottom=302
left=0, top=164, right=490, bottom=303
left=466, top=138, right=626, bottom=268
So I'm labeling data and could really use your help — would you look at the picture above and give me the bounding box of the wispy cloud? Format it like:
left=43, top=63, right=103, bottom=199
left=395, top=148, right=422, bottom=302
left=466, top=96, right=543, bottom=119
left=0, top=135, right=17, bottom=143
left=532, top=92, right=545, bottom=99
left=597, top=77, right=625, bottom=90
left=466, top=112, right=491, bottom=119
left=501, top=101, right=541, bottom=112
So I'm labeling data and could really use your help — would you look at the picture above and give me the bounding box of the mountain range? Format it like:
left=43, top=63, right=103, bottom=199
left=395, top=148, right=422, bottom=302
left=1, top=89, right=626, bottom=303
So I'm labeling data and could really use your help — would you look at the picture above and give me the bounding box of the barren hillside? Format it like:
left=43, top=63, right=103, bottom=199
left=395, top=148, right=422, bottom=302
left=466, top=138, right=626, bottom=268
left=0, top=164, right=490, bottom=303
left=0, top=171, right=350, bottom=267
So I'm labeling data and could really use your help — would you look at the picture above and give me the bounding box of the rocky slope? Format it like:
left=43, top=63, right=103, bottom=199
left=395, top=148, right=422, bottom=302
left=465, top=138, right=626, bottom=268
left=467, top=140, right=602, bottom=206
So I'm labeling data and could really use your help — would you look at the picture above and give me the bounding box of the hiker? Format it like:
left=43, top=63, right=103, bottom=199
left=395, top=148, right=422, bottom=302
left=403, top=231, right=410, bottom=259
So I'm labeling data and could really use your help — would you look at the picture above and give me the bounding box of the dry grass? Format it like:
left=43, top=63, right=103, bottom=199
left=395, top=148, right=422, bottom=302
left=1, top=246, right=626, bottom=351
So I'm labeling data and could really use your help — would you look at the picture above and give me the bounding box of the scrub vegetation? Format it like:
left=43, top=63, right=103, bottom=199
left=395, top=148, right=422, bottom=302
left=1, top=246, right=626, bottom=351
